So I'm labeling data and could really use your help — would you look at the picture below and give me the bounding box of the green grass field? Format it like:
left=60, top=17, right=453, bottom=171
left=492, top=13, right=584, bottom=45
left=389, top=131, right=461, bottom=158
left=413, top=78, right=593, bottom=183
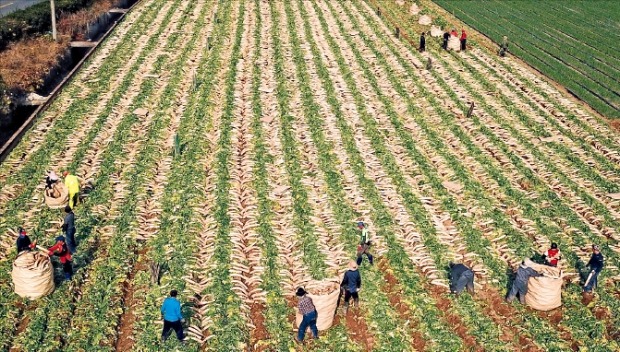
left=434, top=0, right=620, bottom=118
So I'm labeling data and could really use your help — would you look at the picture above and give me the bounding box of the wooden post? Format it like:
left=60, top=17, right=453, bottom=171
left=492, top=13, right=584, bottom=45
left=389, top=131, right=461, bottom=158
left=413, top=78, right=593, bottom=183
left=467, top=102, right=475, bottom=118
left=50, top=0, right=58, bottom=41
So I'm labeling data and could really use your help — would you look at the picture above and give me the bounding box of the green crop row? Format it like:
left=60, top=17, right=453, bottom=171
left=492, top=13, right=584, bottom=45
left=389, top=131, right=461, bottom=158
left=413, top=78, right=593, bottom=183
left=377, top=0, right=619, bottom=347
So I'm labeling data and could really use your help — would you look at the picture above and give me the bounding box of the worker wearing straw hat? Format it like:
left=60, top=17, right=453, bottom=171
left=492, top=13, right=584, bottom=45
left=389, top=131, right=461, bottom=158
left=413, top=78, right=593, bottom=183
left=295, top=287, right=318, bottom=343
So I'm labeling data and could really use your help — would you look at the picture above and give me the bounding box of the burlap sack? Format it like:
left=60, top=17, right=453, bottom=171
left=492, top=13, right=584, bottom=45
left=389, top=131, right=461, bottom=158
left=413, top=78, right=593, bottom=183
left=525, top=263, right=562, bottom=311
left=44, top=182, right=69, bottom=208
left=12, top=251, right=55, bottom=300
left=295, top=280, right=340, bottom=331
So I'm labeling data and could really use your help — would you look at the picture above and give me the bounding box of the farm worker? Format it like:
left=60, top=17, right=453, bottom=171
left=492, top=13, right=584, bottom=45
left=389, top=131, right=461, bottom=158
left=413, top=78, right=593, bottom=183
left=63, top=171, right=80, bottom=209
left=62, top=205, right=77, bottom=254
left=460, top=30, right=467, bottom=51
left=356, top=222, right=373, bottom=266
left=542, top=243, right=561, bottom=267
left=506, top=258, right=542, bottom=304
left=442, top=31, right=449, bottom=50
left=48, top=236, right=73, bottom=281
left=295, top=287, right=318, bottom=343
left=499, top=36, right=509, bottom=57
left=450, top=28, right=458, bottom=37
left=419, top=32, right=426, bottom=52
left=161, top=290, right=186, bottom=342
left=45, top=171, right=59, bottom=189
left=583, top=244, right=604, bottom=293
left=449, top=262, right=474, bottom=295
left=341, top=260, right=362, bottom=313
left=16, top=227, right=36, bottom=253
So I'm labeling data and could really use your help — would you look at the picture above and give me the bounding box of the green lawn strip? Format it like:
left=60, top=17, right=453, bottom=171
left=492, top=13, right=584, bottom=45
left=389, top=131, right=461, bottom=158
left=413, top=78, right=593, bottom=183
left=371, top=1, right=619, bottom=347
left=128, top=2, right=241, bottom=350
left=0, top=1, right=187, bottom=349
left=0, top=0, right=164, bottom=212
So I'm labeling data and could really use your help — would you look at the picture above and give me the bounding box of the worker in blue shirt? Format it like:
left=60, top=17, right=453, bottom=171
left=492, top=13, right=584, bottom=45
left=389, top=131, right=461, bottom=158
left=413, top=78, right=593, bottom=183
left=161, top=290, right=185, bottom=342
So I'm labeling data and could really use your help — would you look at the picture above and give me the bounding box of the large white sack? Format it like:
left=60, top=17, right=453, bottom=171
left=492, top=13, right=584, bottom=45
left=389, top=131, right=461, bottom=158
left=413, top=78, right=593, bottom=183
left=295, top=280, right=340, bottom=331
left=12, top=251, right=55, bottom=300
left=526, top=263, right=563, bottom=311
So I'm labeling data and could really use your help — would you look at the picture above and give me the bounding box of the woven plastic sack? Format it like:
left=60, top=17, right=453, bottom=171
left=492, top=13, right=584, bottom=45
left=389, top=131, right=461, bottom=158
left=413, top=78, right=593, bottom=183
left=295, top=280, right=340, bottom=331
left=448, top=36, right=461, bottom=51
left=12, top=251, right=55, bottom=300
left=525, top=263, right=562, bottom=311
left=44, top=182, right=68, bottom=209
left=430, top=25, right=443, bottom=37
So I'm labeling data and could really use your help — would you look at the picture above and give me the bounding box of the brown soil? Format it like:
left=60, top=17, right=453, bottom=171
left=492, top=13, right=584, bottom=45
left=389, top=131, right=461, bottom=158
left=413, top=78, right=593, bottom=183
left=581, top=291, right=595, bottom=306
left=249, top=302, right=269, bottom=351
left=475, top=289, right=542, bottom=352
left=375, top=259, right=425, bottom=351
left=336, top=309, right=374, bottom=351
left=427, top=285, right=480, bottom=351
left=114, top=247, right=148, bottom=352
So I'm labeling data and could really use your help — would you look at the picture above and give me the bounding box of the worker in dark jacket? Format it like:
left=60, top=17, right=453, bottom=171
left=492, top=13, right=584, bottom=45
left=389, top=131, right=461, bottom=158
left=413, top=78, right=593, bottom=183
left=161, top=290, right=185, bottom=342
left=295, top=287, right=318, bottom=342
left=356, top=222, right=373, bottom=265
left=341, top=261, right=362, bottom=313
left=62, top=206, right=77, bottom=254
left=449, top=262, right=474, bottom=295
left=506, top=259, right=542, bottom=304
left=584, top=244, right=604, bottom=293
left=442, top=31, right=450, bottom=50
left=419, top=32, right=426, bottom=52
left=48, top=236, right=72, bottom=281
left=45, top=171, right=59, bottom=189
left=16, top=227, right=36, bottom=253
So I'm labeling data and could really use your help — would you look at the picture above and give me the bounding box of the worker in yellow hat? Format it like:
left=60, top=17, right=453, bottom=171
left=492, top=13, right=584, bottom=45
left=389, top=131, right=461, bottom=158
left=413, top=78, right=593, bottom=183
left=63, top=171, right=80, bottom=209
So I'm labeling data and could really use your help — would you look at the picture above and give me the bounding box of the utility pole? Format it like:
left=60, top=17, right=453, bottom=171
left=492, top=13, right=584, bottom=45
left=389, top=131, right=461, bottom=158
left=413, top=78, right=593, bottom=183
left=50, top=0, right=57, bottom=41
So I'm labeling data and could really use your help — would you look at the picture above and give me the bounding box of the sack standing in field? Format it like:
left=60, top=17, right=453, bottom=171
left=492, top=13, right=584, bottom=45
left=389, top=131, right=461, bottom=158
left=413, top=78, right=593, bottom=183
left=295, top=280, right=340, bottom=334
left=525, top=263, right=563, bottom=311
left=12, top=251, right=55, bottom=300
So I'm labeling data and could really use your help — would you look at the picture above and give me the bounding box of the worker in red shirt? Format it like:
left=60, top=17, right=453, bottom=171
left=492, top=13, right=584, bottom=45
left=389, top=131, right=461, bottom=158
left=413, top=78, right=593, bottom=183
left=48, top=236, right=73, bottom=281
left=543, top=243, right=561, bottom=267
left=460, top=30, right=467, bottom=51
left=450, top=28, right=458, bottom=37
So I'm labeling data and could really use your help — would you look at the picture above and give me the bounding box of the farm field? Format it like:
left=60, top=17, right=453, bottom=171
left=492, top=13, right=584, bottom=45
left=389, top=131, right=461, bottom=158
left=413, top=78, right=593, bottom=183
left=434, top=0, right=620, bottom=119
left=0, top=0, right=619, bottom=351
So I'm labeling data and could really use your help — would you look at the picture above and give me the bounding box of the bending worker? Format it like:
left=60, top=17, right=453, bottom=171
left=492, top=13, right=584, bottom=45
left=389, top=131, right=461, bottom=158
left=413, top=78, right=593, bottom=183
left=449, top=262, right=474, bottom=296
left=506, top=258, right=542, bottom=304
left=63, top=171, right=80, bottom=209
